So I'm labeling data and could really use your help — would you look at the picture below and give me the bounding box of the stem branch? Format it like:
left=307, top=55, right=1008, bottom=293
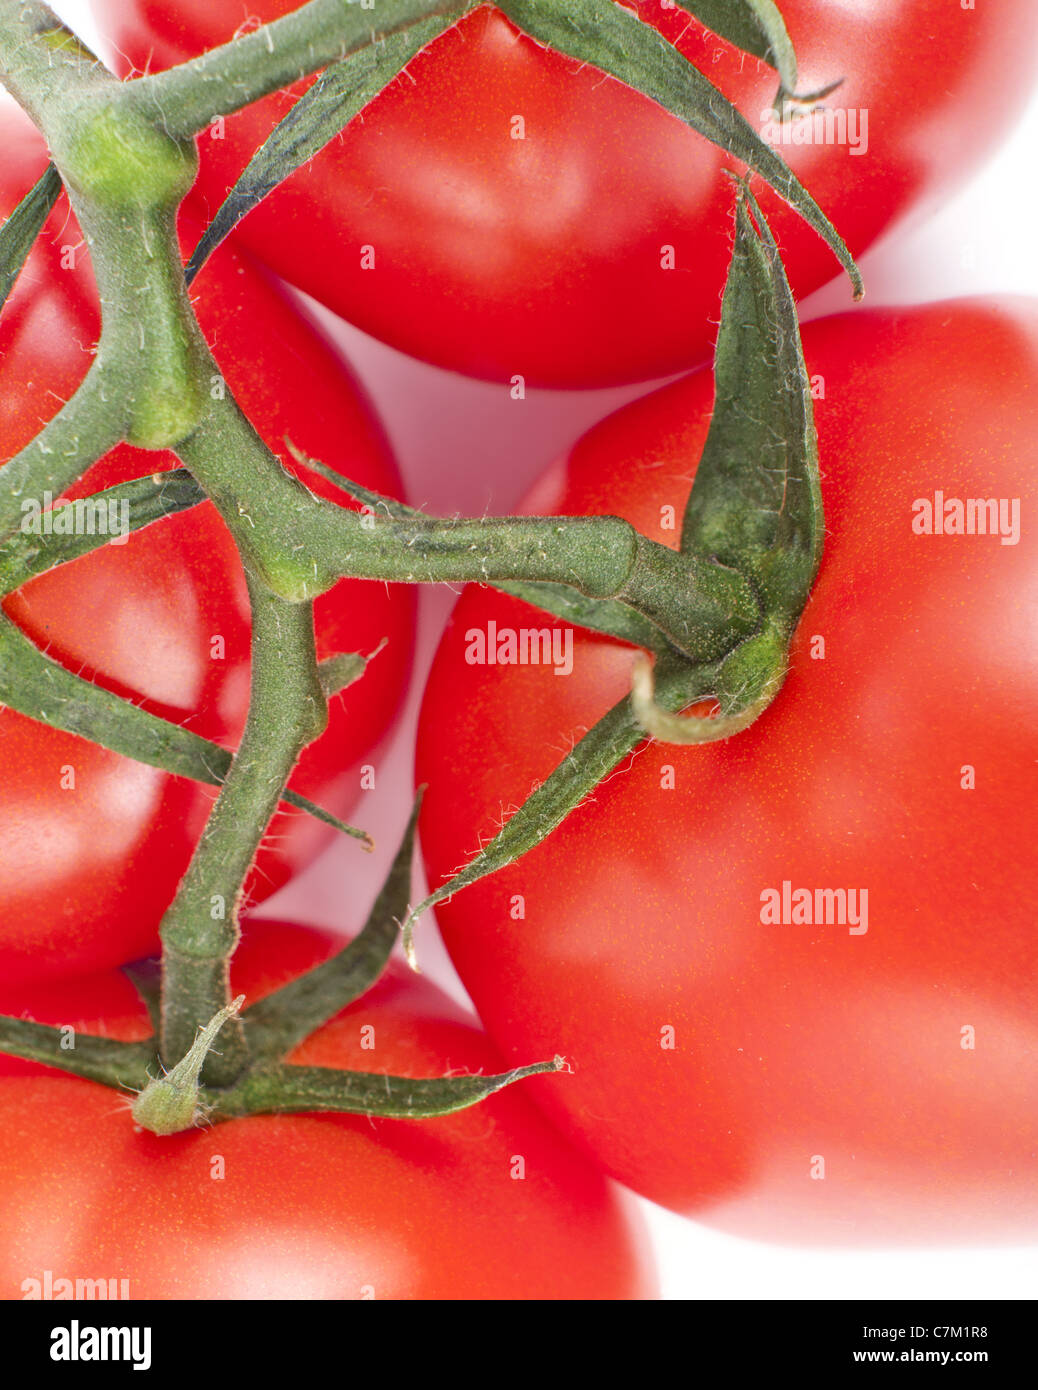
left=0, top=2, right=106, bottom=126
left=158, top=580, right=327, bottom=1082
left=178, top=394, right=760, bottom=661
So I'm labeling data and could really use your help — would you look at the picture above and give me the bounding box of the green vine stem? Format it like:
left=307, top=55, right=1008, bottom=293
left=289, top=446, right=673, bottom=652
left=0, top=5, right=104, bottom=124
left=0, top=792, right=565, bottom=1131
left=0, top=6, right=206, bottom=538
left=158, top=578, right=327, bottom=1081
left=127, top=0, right=474, bottom=140
left=178, top=393, right=761, bottom=660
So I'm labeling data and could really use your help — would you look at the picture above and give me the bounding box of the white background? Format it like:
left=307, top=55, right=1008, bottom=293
left=54, top=1, right=1038, bottom=1299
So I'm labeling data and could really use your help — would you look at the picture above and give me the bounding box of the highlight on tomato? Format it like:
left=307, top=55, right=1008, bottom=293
left=417, top=297, right=1038, bottom=1243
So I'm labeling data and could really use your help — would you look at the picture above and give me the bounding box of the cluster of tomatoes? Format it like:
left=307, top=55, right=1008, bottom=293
left=1, top=0, right=1036, bottom=1298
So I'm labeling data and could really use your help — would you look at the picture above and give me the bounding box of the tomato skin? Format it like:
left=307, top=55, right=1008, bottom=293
left=416, top=300, right=1038, bottom=1243
left=92, top=1, right=1038, bottom=387
left=0, top=107, right=414, bottom=983
left=0, top=921, right=655, bottom=1300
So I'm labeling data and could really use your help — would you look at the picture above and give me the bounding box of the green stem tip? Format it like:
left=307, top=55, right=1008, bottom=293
left=132, top=995, right=245, bottom=1136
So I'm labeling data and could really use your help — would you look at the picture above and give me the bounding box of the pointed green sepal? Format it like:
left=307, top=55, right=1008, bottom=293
left=185, top=14, right=461, bottom=285
left=0, top=469, right=206, bottom=595
left=403, top=652, right=717, bottom=950
left=122, top=958, right=162, bottom=1031
left=681, top=180, right=824, bottom=624
left=0, top=1012, right=156, bottom=1091
left=0, top=161, right=61, bottom=314
left=318, top=644, right=380, bottom=700
left=0, top=615, right=371, bottom=847
left=633, top=180, right=823, bottom=743
left=684, top=0, right=797, bottom=96
left=219, top=1055, right=566, bottom=1121
left=243, top=792, right=423, bottom=1067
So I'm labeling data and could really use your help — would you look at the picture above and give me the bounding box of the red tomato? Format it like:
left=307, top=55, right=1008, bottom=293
left=417, top=300, right=1038, bottom=1243
left=0, top=920, right=655, bottom=1299
left=91, top=1, right=1038, bottom=387
left=0, top=105, right=414, bottom=983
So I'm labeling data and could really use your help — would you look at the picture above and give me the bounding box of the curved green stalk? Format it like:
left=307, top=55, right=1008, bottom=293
left=158, top=581, right=327, bottom=1081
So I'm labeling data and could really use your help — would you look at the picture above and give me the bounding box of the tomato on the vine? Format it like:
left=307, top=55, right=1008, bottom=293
left=0, top=105, right=414, bottom=983
left=0, top=919, right=654, bottom=1299
left=417, top=299, right=1038, bottom=1242
left=92, top=0, right=1038, bottom=386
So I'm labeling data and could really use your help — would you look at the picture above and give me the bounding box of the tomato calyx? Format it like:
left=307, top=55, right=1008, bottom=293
left=0, top=795, right=564, bottom=1134
left=622, top=177, right=825, bottom=744
left=403, top=180, right=825, bottom=953
left=176, top=0, right=861, bottom=323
